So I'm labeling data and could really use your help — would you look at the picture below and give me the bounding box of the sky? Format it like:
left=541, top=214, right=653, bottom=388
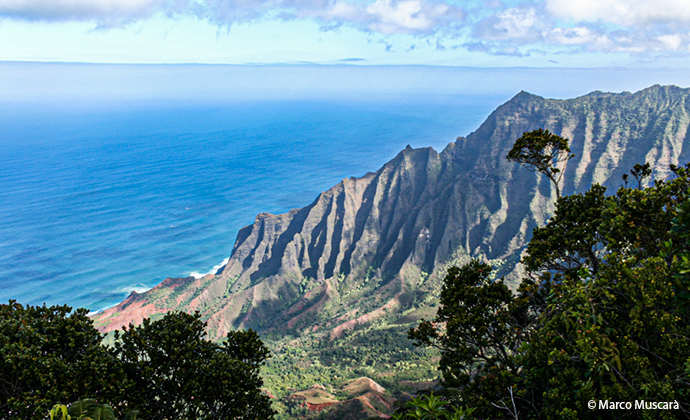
left=1, top=0, right=690, bottom=67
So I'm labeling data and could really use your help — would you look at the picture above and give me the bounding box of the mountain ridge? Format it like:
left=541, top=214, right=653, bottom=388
left=93, top=85, right=690, bottom=343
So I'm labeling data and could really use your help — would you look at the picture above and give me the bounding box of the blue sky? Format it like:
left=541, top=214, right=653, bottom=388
left=2, top=0, right=690, bottom=66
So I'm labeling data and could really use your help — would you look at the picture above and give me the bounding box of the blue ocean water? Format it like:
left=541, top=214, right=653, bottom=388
left=0, top=95, right=505, bottom=312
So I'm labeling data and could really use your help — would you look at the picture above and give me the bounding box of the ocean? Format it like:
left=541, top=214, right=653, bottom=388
left=0, top=94, right=505, bottom=312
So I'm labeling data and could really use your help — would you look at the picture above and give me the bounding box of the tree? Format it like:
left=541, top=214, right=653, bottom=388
left=629, top=162, right=652, bottom=189
left=521, top=184, right=608, bottom=276
left=410, top=163, right=690, bottom=419
left=113, top=311, right=275, bottom=420
left=408, top=263, right=541, bottom=418
left=0, top=302, right=275, bottom=420
left=518, top=165, right=690, bottom=419
left=0, top=301, right=126, bottom=420
left=408, top=261, right=527, bottom=390
left=506, top=128, right=575, bottom=199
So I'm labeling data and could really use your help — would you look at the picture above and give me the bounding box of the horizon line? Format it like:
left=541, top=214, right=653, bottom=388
left=0, top=60, right=684, bottom=71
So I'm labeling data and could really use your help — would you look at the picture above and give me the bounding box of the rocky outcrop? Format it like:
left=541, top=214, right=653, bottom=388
left=94, top=85, right=690, bottom=340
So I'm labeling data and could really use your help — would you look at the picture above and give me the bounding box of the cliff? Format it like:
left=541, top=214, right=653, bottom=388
left=93, top=85, right=690, bottom=341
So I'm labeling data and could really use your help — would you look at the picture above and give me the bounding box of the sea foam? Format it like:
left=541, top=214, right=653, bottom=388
left=190, top=257, right=230, bottom=279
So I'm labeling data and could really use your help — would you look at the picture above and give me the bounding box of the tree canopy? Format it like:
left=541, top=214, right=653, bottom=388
left=506, top=128, right=575, bottom=199
left=0, top=304, right=275, bottom=420
left=114, top=311, right=275, bottom=420
left=0, top=301, right=126, bottom=420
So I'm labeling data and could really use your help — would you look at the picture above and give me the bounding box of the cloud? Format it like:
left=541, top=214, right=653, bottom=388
left=2, top=0, right=690, bottom=56
left=0, top=0, right=193, bottom=26
left=536, top=0, right=690, bottom=54
left=657, top=34, right=683, bottom=50
left=473, top=7, right=542, bottom=43
left=293, top=0, right=463, bottom=35
left=201, top=0, right=278, bottom=24
left=461, top=0, right=690, bottom=56
left=544, top=26, right=611, bottom=47
left=462, top=40, right=528, bottom=56
left=0, top=0, right=463, bottom=35
left=545, top=0, right=690, bottom=26
left=377, top=39, right=394, bottom=51
left=364, top=0, right=461, bottom=35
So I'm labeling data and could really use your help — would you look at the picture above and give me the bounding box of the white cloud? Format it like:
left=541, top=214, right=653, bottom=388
left=465, top=0, right=690, bottom=56
left=544, top=26, right=612, bottom=48
left=2, top=0, right=690, bottom=56
left=546, top=0, right=690, bottom=26
left=0, top=0, right=462, bottom=35
left=493, top=8, right=537, bottom=39
left=656, top=34, right=683, bottom=50
left=0, top=0, right=191, bottom=26
left=473, top=7, right=542, bottom=43
left=202, top=0, right=286, bottom=24
left=318, top=1, right=361, bottom=22
left=297, top=0, right=463, bottom=35
left=364, top=0, right=460, bottom=35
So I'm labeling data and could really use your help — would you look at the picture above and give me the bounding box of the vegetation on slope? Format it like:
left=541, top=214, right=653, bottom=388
left=262, top=322, right=439, bottom=419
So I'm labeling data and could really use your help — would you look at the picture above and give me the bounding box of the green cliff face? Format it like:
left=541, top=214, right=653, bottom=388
left=93, top=84, right=690, bottom=417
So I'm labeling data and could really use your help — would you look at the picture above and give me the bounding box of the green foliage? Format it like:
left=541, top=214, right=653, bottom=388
left=408, top=263, right=539, bottom=416
left=519, top=257, right=689, bottom=420
left=49, top=399, right=140, bottom=420
left=411, top=163, right=690, bottom=419
left=506, top=128, right=575, bottom=198
left=67, top=399, right=118, bottom=420
left=113, top=311, right=275, bottom=420
left=49, top=404, right=71, bottom=420
left=405, top=392, right=449, bottom=419
left=390, top=392, right=475, bottom=420
left=0, top=301, right=126, bottom=420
